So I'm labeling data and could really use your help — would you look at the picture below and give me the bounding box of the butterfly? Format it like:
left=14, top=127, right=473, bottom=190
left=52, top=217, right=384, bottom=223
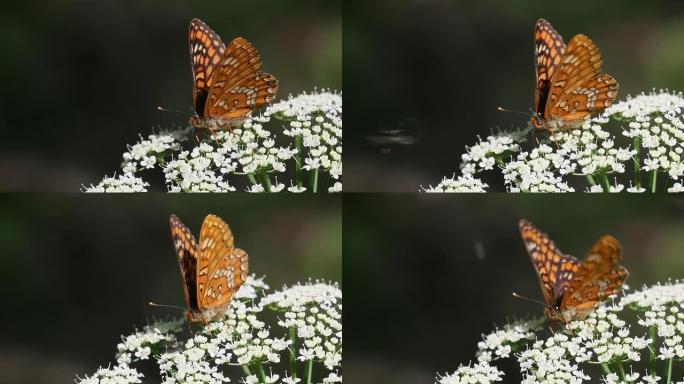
left=518, top=219, right=629, bottom=323
left=188, top=18, right=278, bottom=132
left=170, top=214, right=249, bottom=324
left=531, top=19, right=618, bottom=132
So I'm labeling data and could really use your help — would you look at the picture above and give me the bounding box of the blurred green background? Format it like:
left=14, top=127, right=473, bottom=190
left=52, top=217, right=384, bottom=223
left=344, top=0, right=684, bottom=191
left=344, top=194, right=684, bottom=383
left=0, top=194, right=341, bottom=383
left=0, top=0, right=341, bottom=191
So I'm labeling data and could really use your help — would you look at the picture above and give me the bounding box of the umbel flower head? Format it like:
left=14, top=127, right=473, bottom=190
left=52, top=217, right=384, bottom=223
left=423, top=90, right=684, bottom=193
left=435, top=280, right=684, bottom=384
left=82, top=89, right=342, bottom=193
left=76, top=276, right=342, bottom=384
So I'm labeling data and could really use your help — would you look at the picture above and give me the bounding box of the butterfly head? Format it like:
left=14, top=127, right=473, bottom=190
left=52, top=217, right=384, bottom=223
left=530, top=114, right=544, bottom=129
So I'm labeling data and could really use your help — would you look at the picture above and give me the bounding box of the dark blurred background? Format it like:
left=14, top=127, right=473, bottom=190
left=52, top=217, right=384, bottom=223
left=345, top=195, right=684, bottom=383
left=345, top=0, right=684, bottom=191
left=0, top=194, right=341, bottom=383
left=0, top=0, right=341, bottom=191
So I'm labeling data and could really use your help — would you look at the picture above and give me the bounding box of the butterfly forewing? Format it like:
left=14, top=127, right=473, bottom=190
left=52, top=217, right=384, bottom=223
left=534, top=19, right=566, bottom=116
left=197, top=215, right=248, bottom=316
left=189, top=19, right=227, bottom=116
left=519, top=219, right=580, bottom=308
left=170, top=215, right=200, bottom=313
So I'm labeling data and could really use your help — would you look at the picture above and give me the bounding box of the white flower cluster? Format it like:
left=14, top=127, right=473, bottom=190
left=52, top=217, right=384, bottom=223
left=162, top=121, right=296, bottom=192
left=261, top=281, right=343, bottom=374
left=77, top=277, right=342, bottom=384
left=609, top=91, right=684, bottom=180
left=435, top=361, right=504, bottom=384
left=476, top=319, right=542, bottom=363
left=460, top=131, right=527, bottom=175
left=436, top=281, right=684, bottom=384
left=501, top=144, right=576, bottom=192
left=76, top=364, right=144, bottom=384
left=116, top=319, right=183, bottom=365
left=422, top=174, right=489, bottom=192
left=426, top=90, right=684, bottom=193
left=273, top=90, right=343, bottom=184
left=83, top=173, right=150, bottom=192
left=84, top=90, right=342, bottom=193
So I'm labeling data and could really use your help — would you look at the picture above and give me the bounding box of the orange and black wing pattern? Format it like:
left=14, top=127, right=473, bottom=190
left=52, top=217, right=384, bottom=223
left=533, top=19, right=566, bottom=119
left=518, top=219, right=580, bottom=310
left=560, top=235, right=629, bottom=319
left=189, top=18, right=227, bottom=118
left=170, top=214, right=199, bottom=313
left=196, top=214, right=249, bottom=319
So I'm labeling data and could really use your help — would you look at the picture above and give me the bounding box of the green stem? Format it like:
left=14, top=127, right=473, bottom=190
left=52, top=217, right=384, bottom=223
left=666, top=358, right=673, bottom=384
left=260, top=171, right=272, bottom=192
left=310, top=169, right=319, bottom=193
left=256, top=363, right=268, bottom=384
left=586, top=174, right=597, bottom=186
left=599, top=173, right=611, bottom=192
left=633, top=137, right=642, bottom=188
left=617, top=361, right=626, bottom=381
left=305, top=359, right=313, bottom=384
left=601, top=363, right=611, bottom=375
left=649, top=170, right=658, bottom=193
left=650, top=326, right=657, bottom=376
left=247, top=173, right=258, bottom=186
left=242, top=365, right=253, bottom=376
left=289, top=327, right=298, bottom=380
left=294, top=135, right=303, bottom=187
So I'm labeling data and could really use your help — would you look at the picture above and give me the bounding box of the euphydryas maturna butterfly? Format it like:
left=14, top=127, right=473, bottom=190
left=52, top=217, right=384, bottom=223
left=532, top=19, right=618, bottom=132
left=188, top=18, right=278, bottom=132
left=518, top=219, right=629, bottom=323
left=170, top=214, right=248, bottom=324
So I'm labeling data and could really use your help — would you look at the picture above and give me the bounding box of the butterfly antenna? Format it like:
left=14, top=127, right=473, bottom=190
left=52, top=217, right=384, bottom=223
left=149, top=301, right=186, bottom=312
left=157, top=106, right=193, bottom=117
left=512, top=292, right=549, bottom=308
left=497, top=107, right=533, bottom=117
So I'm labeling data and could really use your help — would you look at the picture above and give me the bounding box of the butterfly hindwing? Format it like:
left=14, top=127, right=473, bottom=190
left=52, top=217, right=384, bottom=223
left=206, top=72, right=278, bottom=120
left=170, top=214, right=199, bottom=313
left=561, top=235, right=629, bottom=314
left=197, top=215, right=249, bottom=319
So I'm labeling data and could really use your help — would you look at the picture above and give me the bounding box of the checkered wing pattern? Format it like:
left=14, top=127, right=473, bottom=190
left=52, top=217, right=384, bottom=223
left=518, top=219, right=629, bottom=323
left=534, top=19, right=566, bottom=118
left=560, top=235, right=629, bottom=317
left=189, top=19, right=226, bottom=117
left=532, top=19, right=618, bottom=131
left=188, top=19, right=278, bottom=126
left=196, top=214, right=249, bottom=321
left=170, top=214, right=200, bottom=313
left=519, top=219, right=580, bottom=308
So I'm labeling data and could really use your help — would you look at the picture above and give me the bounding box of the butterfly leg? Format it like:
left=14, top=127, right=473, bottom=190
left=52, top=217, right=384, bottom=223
left=207, top=126, right=221, bottom=147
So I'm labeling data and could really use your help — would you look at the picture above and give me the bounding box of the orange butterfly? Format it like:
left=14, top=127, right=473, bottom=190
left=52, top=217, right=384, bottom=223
left=518, top=219, right=629, bottom=323
left=170, top=214, right=248, bottom=324
left=531, top=19, right=618, bottom=132
left=188, top=18, right=278, bottom=132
